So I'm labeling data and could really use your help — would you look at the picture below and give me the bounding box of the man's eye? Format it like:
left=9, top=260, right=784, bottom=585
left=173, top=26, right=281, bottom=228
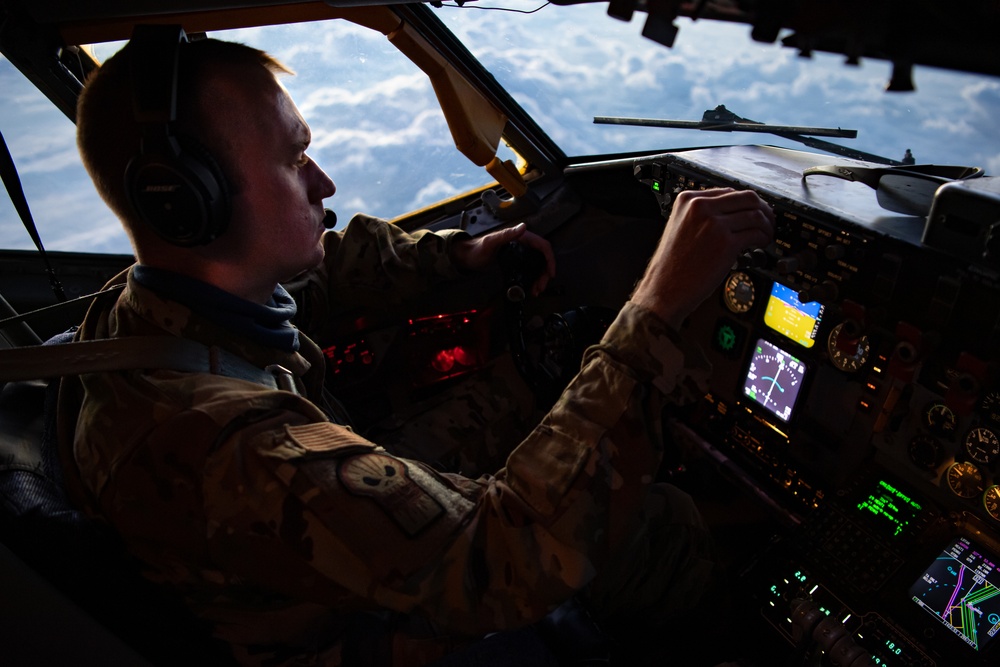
left=297, top=154, right=310, bottom=167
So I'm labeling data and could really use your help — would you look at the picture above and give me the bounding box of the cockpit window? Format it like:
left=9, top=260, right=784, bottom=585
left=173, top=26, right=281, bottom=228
left=0, top=56, right=127, bottom=253
left=436, top=1, right=1000, bottom=171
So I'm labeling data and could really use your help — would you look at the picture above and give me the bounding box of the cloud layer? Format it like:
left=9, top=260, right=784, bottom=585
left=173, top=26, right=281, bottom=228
left=1, top=5, right=998, bottom=254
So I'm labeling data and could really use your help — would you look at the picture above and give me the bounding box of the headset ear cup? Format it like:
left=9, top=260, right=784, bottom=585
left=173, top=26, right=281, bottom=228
left=177, top=135, right=232, bottom=240
left=124, top=135, right=231, bottom=247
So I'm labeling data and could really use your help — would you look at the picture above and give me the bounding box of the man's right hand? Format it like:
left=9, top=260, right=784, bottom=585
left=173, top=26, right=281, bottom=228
left=630, top=188, right=775, bottom=328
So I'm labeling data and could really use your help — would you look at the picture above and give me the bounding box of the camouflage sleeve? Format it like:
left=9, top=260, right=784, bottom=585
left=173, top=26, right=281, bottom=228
left=284, top=214, right=471, bottom=337
left=201, top=301, right=709, bottom=637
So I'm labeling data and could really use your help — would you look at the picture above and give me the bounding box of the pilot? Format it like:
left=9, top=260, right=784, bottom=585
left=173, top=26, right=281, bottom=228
left=62, top=32, right=774, bottom=667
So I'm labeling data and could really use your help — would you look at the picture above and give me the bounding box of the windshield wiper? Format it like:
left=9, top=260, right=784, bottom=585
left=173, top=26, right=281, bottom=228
left=595, top=105, right=903, bottom=165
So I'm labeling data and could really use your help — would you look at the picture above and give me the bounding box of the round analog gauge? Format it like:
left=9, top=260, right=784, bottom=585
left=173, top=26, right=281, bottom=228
left=723, top=271, right=755, bottom=314
left=946, top=461, right=984, bottom=499
left=908, top=434, right=943, bottom=471
left=826, top=323, right=870, bottom=373
left=923, top=403, right=957, bottom=438
left=984, top=486, right=1000, bottom=522
left=964, top=426, right=1000, bottom=464
left=981, top=391, right=1000, bottom=424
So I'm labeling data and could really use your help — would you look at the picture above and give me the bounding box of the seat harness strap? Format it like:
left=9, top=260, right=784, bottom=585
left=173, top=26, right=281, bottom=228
left=0, top=336, right=299, bottom=393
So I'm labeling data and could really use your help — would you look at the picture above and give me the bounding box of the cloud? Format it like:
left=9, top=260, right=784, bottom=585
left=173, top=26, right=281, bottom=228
left=1, top=178, right=126, bottom=253
left=408, top=178, right=465, bottom=211
left=962, top=79, right=1000, bottom=135
left=296, top=73, right=429, bottom=115
left=311, top=107, right=450, bottom=166
left=49, top=221, right=130, bottom=254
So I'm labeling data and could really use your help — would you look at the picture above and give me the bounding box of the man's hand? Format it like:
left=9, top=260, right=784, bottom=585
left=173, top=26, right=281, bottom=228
left=631, top=188, right=775, bottom=328
left=451, top=222, right=557, bottom=296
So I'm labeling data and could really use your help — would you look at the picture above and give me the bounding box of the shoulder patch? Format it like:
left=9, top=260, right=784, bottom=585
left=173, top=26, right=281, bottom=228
left=285, top=422, right=374, bottom=457
left=338, top=453, right=444, bottom=536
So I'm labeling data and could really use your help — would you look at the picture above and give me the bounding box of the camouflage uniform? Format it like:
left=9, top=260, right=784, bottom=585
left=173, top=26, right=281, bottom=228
left=58, top=214, right=713, bottom=666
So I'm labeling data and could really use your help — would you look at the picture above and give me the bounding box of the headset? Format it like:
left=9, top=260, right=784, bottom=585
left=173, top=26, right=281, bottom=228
left=123, top=24, right=231, bottom=247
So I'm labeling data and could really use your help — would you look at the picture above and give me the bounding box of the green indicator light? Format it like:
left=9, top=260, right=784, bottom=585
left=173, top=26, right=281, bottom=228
left=652, top=181, right=661, bottom=192
left=716, top=325, right=737, bottom=351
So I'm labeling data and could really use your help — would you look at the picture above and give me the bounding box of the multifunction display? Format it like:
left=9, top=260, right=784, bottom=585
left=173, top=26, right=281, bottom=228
left=910, top=537, right=1000, bottom=652
left=742, top=338, right=806, bottom=423
left=764, top=282, right=824, bottom=348
left=856, top=479, right=925, bottom=539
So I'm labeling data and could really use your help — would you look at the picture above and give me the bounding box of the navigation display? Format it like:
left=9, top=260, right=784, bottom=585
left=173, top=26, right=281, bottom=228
left=741, top=338, right=806, bottom=423
left=763, top=282, right=824, bottom=348
left=910, top=537, right=1000, bottom=652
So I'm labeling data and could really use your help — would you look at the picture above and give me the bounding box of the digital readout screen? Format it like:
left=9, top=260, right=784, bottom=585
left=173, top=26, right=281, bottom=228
left=763, top=282, right=825, bottom=348
left=742, top=338, right=806, bottom=423
left=856, top=479, right=924, bottom=539
left=910, top=536, right=1000, bottom=652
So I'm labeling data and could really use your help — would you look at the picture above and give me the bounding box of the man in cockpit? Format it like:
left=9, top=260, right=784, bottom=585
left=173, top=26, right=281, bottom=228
left=62, top=32, right=774, bottom=667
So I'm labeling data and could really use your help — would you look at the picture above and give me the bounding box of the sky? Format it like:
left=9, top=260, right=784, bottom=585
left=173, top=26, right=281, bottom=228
left=1, top=2, right=999, bottom=255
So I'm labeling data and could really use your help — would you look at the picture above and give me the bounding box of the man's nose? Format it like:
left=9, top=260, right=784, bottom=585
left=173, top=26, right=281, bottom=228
left=310, top=160, right=336, bottom=201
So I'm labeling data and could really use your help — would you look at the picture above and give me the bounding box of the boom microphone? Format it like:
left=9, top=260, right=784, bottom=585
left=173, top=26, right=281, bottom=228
left=323, top=209, right=337, bottom=229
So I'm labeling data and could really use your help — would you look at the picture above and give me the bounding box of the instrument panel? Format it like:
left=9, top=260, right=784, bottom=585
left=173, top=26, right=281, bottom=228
left=634, top=146, right=1000, bottom=666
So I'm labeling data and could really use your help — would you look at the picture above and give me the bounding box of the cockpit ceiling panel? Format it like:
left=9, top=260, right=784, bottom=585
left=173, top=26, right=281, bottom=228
left=59, top=8, right=406, bottom=48
left=558, top=0, right=1000, bottom=79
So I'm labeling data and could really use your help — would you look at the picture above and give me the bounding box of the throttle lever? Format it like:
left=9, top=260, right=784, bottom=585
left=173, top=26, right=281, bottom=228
left=499, top=240, right=548, bottom=302
left=499, top=240, right=549, bottom=398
